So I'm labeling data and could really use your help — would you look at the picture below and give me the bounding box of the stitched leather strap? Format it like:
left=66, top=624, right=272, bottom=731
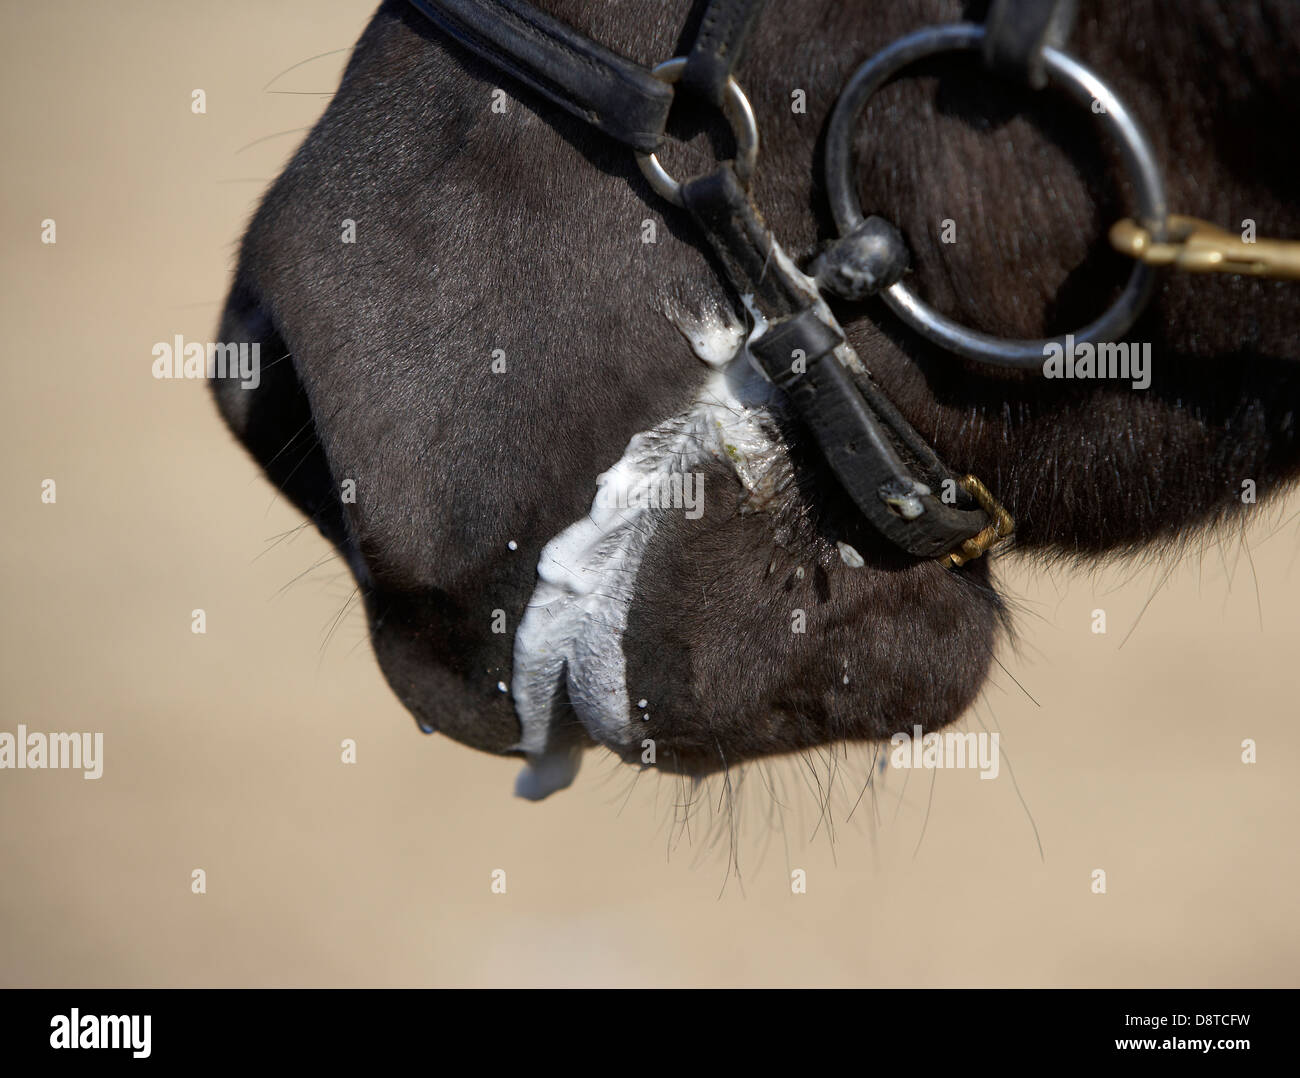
left=681, top=0, right=768, bottom=106
left=681, top=166, right=992, bottom=559
left=408, top=0, right=674, bottom=152
left=982, top=0, right=1078, bottom=88
left=679, top=166, right=805, bottom=317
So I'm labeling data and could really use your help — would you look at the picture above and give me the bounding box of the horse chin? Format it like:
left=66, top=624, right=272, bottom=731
left=507, top=416, right=1007, bottom=797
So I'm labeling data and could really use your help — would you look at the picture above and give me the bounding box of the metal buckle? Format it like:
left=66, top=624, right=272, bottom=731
left=943, top=475, right=1015, bottom=568
left=634, top=57, right=759, bottom=207
left=1110, top=215, right=1300, bottom=281
left=824, top=23, right=1168, bottom=370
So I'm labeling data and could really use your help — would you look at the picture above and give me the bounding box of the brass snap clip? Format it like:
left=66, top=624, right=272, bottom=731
left=1110, top=215, right=1300, bottom=280
left=944, top=475, right=1015, bottom=568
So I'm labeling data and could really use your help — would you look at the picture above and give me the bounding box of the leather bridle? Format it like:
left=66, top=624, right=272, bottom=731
left=405, top=0, right=1299, bottom=567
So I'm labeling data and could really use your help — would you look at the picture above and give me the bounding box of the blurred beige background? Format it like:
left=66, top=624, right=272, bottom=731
left=2, top=1, right=1297, bottom=987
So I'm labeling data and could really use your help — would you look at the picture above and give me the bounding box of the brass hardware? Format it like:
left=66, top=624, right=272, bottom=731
left=1110, top=215, right=1300, bottom=281
left=944, top=475, right=1015, bottom=568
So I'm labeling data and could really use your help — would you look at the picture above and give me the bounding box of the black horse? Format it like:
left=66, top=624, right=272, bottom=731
left=211, top=0, right=1300, bottom=797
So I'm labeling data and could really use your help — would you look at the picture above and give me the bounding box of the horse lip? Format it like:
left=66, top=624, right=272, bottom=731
left=508, top=309, right=783, bottom=799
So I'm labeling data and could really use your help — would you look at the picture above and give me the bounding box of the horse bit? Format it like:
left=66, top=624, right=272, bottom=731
left=407, top=0, right=1300, bottom=567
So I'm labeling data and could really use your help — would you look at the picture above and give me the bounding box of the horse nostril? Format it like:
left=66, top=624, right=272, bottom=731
left=211, top=281, right=352, bottom=554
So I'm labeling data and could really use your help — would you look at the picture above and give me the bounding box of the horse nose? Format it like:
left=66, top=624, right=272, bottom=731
left=362, top=586, right=524, bottom=757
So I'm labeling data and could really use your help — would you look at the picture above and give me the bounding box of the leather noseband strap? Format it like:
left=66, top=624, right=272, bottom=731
left=408, top=0, right=674, bottom=152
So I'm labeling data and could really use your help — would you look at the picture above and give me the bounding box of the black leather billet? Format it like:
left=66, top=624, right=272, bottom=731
left=680, top=165, right=808, bottom=317
left=786, top=355, right=992, bottom=559
left=682, top=0, right=769, bottom=106
left=983, top=0, right=1078, bottom=89
left=408, top=0, right=674, bottom=152
left=749, top=308, right=843, bottom=389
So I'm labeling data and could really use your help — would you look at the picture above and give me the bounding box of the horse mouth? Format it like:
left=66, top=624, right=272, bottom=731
left=510, top=304, right=786, bottom=798
left=212, top=265, right=1006, bottom=800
